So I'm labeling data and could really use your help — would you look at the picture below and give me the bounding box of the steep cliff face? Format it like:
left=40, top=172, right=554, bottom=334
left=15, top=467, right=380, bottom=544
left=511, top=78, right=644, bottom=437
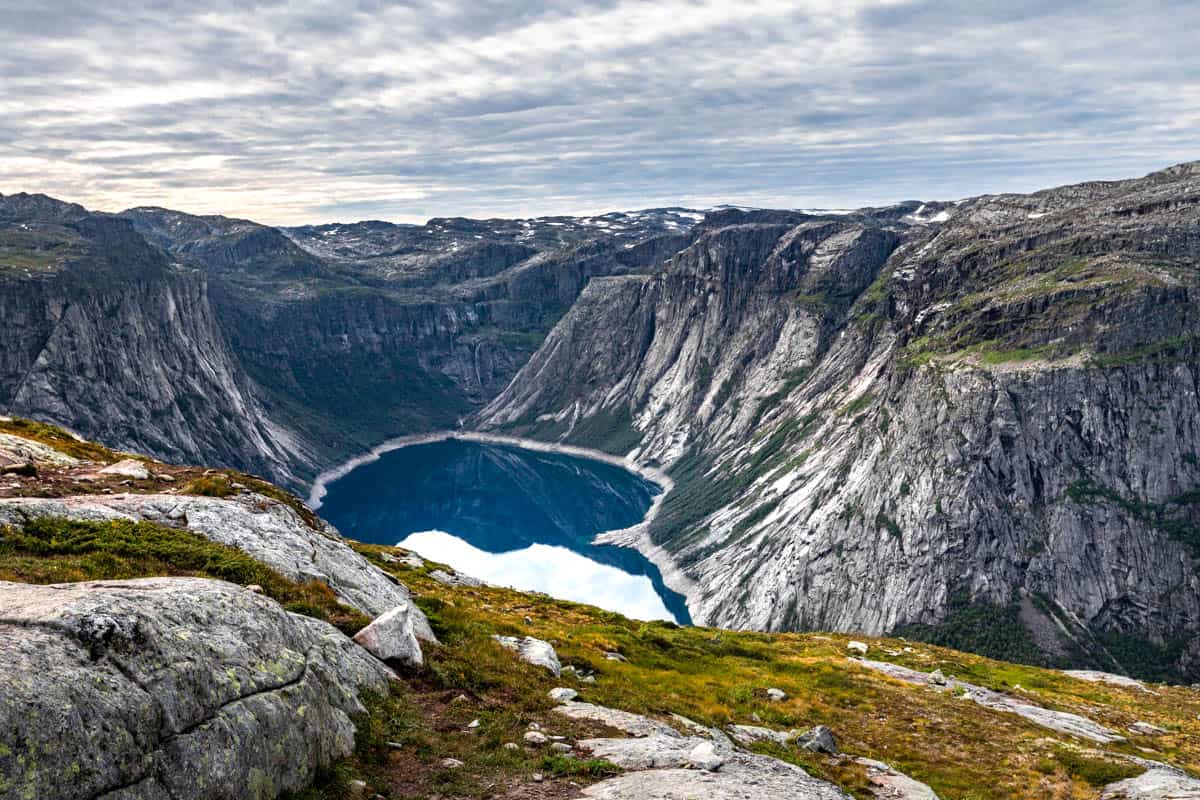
left=120, top=207, right=699, bottom=472
left=477, top=164, right=1200, bottom=681
left=0, top=194, right=315, bottom=486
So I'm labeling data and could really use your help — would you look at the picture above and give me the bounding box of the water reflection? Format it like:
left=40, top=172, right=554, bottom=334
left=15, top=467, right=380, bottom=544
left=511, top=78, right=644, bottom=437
left=317, top=438, right=691, bottom=623
left=399, top=530, right=675, bottom=621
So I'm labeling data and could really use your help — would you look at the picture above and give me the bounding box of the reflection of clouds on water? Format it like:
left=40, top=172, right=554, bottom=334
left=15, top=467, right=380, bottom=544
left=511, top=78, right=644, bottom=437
left=398, top=530, right=674, bottom=622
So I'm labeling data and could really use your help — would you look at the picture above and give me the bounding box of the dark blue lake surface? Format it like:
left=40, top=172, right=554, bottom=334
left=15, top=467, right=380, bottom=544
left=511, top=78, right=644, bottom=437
left=317, top=438, right=691, bottom=623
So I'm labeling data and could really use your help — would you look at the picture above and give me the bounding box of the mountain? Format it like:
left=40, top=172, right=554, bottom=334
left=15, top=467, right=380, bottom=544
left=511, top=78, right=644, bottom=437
left=476, top=163, right=1200, bottom=682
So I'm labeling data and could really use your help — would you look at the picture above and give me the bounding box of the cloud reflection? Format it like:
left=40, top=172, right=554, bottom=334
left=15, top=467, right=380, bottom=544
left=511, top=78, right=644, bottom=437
left=398, top=529, right=676, bottom=622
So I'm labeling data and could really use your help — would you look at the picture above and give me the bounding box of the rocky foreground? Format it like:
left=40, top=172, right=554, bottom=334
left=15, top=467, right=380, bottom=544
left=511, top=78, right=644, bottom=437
left=2, top=418, right=1200, bottom=799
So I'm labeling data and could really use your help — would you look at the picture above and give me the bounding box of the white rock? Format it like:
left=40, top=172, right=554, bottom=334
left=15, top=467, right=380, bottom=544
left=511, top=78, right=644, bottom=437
left=441, top=757, right=464, bottom=768
left=1100, top=768, right=1200, bottom=799
left=766, top=687, right=787, bottom=701
left=98, top=459, right=151, bottom=480
left=556, top=701, right=681, bottom=738
left=493, top=635, right=562, bottom=676
left=353, top=603, right=424, bottom=668
left=847, top=641, right=869, bottom=656
left=728, top=724, right=794, bottom=746
left=550, top=687, right=579, bottom=703
left=687, top=741, right=724, bottom=771
left=524, top=731, right=549, bottom=745
left=1129, top=721, right=1168, bottom=737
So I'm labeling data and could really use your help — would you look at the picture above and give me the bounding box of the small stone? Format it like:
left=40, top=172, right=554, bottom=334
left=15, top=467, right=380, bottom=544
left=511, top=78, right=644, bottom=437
left=377, top=552, right=399, bottom=563
left=581, top=675, right=597, bottom=684
left=524, top=730, right=549, bottom=745
left=244, top=584, right=264, bottom=594
left=604, top=651, right=628, bottom=662
left=348, top=779, right=368, bottom=796
left=765, top=687, right=787, bottom=701
left=687, top=741, right=724, bottom=771
left=524, top=615, right=533, bottom=625
left=797, top=725, right=839, bottom=755
left=551, top=742, right=573, bottom=753
left=928, top=669, right=947, bottom=686
left=467, top=719, right=480, bottom=729
left=504, top=742, right=520, bottom=751
left=451, top=694, right=470, bottom=705
left=441, top=757, right=464, bottom=769
left=157, top=473, right=175, bottom=482
left=847, top=641, right=869, bottom=656
left=549, top=687, right=579, bottom=703
left=532, top=773, right=544, bottom=783
left=386, top=741, right=404, bottom=750
left=528, top=722, right=542, bottom=731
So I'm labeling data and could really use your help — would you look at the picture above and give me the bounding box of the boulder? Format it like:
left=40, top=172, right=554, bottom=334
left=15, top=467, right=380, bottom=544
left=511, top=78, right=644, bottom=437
left=556, top=701, right=682, bottom=738
left=766, top=687, right=788, bottom=701
left=549, top=687, right=580, bottom=703
left=493, top=634, right=562, bottom=675
left=524, top=731, right=549, bottom=745
left=688, top=741, right=725, bottom=772
left=847, top=641, right=869, bottom=656
left=0, top=577, right=391, bottom=800
left=1101, top=768, right=1200, bottom=799
left=797, top=725, right=839, bottom=755
left=353, top=602, right=424, bottom=668
left=728, top=724, right=795, bottom=746
left=98, top=458, right=153, bottom=480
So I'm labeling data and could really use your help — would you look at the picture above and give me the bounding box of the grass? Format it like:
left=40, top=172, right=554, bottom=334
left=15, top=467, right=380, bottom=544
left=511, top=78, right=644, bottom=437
left=0, top=417, right=121, bottom=462
left=346, top=546, right=1200, bottom=799
left=0, top=517, right=368, bottom=635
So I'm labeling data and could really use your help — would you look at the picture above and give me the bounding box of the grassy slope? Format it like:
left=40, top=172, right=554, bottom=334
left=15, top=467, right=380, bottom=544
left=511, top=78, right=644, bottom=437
left=2, top=419, right=1200, bottom=799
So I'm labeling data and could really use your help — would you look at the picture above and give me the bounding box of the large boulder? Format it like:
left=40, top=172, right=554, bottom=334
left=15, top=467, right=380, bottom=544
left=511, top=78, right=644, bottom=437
left=353, top=602, right=424, bottom=668
left=0, top=492, right=436, bottom=641
left=493, top=634, right=561, bottom=675
left=0, top=577, right=392, bottom=800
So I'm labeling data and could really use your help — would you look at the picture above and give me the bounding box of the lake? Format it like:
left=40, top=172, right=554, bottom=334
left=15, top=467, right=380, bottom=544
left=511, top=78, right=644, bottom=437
left=315, top=438, right=691, bottom=624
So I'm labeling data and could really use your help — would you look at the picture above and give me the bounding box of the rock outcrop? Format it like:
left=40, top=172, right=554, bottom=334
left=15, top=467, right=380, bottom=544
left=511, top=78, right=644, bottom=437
left=0, top=491, right=435, bottom=639
left=0, top=577, right=392, bottom=800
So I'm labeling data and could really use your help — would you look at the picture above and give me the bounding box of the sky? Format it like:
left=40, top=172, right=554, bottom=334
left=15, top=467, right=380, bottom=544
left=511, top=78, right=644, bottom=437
left=1, top=1, right=1198, bottom=225
left=397, top=530, right=676, bottom=622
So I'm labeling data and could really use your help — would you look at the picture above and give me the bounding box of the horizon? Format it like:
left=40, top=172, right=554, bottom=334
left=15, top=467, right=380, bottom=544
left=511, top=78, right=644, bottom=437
left=3, top=1, right=1198, bottom=226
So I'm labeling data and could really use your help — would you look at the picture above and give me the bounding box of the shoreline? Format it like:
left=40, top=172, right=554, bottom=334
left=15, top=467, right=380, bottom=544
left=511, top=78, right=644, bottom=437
left=306, top=429, right=700, bottom=622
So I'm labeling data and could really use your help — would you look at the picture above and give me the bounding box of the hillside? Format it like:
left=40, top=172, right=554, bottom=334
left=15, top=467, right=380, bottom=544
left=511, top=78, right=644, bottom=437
left=476, top=163, right=1200, bottom=683
left=2, top=418, right=1199, bottom=800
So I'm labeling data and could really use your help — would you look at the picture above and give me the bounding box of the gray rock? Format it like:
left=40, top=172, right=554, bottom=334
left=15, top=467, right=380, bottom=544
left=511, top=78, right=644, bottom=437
left=549, top=687, right=579, bottom=703
left=524, top=731, right=549, bottom=745
left=796, top=725, right=838, bottom=755
left=855, top=758, right=941, bottom=799
left=551, top=742, right=574, bottom=754
left=0, top=577, right=391, bottom=800
left=858, top=659, right=1124, bottom=744
left=430, top=568, right=483, bottom=587
left=98, top=458, right=152, bottom=480
left=353, top=602, right=424, bottom=668
left=687, top=741, right=725, bottom=771
left=440, top=758, right=464, bottom=769
left=1101, top=769, right=1200, bottom=799
left=1129, top=721, right=1168, bottom=737
left=766, top=687, right=788, bottom=701
left=492, top=635, right=561, bottom=676
left=0, top=432, right=79, bottom=466
left=0, top=492, right=436, bottom=641
left=555, top=701, right=682, bottom=738
left=1063, top=670, right=1154, bottom=693
left=727, top=724, right=795, bottom=746
left=928, top=668, right=948, bottom=686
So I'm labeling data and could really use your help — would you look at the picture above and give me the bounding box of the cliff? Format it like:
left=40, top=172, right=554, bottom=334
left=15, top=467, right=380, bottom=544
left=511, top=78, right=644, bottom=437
left=477, top=163, right=1200, bottom=682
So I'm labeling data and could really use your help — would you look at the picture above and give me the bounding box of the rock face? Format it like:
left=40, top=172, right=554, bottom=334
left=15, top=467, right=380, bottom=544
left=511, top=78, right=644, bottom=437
left=1100, top=769, right=1200, bottom=799
left=0, top=577, right=392, bottom=800
left=476, top=163, right=1200, bottom=681
left=0, top=194, right=316, bottom=488
left=0, top=491, right=436, bottom=639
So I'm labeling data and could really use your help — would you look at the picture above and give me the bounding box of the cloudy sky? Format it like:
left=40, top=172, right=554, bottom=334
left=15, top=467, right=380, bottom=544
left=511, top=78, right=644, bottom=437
left=2, top=1, right=1197, bottom=225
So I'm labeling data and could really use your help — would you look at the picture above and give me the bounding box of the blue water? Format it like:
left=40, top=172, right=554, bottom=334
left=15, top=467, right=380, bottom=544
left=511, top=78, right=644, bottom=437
left=317, top=438, right=691, bottom=624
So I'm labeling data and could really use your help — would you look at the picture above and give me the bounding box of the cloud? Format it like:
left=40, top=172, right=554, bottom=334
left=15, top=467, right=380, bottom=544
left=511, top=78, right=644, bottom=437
left=1, top=0, right=1197, bottom=224
left=398, top=530, right=676, bottom=622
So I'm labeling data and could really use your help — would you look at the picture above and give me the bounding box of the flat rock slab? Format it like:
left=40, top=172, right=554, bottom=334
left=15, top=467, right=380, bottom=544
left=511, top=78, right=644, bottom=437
left=493, top=634, right=561, bottom=675
left=581, top=749, right=852, bottom=799
left=0, top=432, right=80, bottom=466
left=728, top=723, right=795, bottom=746
left=353, top=602, right=424, bottom=667
left=0, top=493, right=436, bottom=640
left=857, top=659, right=1124, bottom=744
left=856, top=758, right=941, bottom=799
left=1101, top=769, right=1200, bottom=799
left=1063, top=670, right=1155, bottom=694
left=0, top=577, right=392, bottom=800
left=554, top=701, right=681, bottom=738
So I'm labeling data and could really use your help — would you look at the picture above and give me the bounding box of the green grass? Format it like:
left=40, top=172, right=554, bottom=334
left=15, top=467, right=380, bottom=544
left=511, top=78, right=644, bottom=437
left=0, top=517, right=368, bottom=635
